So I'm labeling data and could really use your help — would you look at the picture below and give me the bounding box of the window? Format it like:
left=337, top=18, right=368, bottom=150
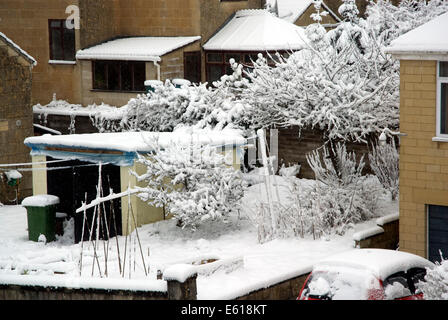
left=383, top=272, right=412, bottom=299
left=437, top=61, right=448, bottom=137
left=92, top=61, right=146, bottom=92
left=205, top=51, right=287, bottom=85
left=184, top=51, right=201, bottom=84
left=49, top=19, right=75, bottom=61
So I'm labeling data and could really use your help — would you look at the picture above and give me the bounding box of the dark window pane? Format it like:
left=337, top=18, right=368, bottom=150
left=206, top=53, right=223, bottom=63
left=225, top=53, right=240, bottom=63
left=108, top=63, right=120, bottom=91
left=63, top=25, right=75, bottom=61
left=50, top=28, right=63, bottom=60
left=207, top=64, right=223, bottom=83
left=50, top=20, right=62, bottom=28
left=184, top=51, right=201, bottom=84
left=441, top=83, right=448, bottom=134
left=225, top=65, right=233, bottom=75
left=132, top=62, right=146, bottom=91
left=121, top=62, right=132, bottom=91
left=93, top=61, right=108, bottom=90
left=244, top=54, right=258, bottom=64
left=440, top=62, right=448, bottom=77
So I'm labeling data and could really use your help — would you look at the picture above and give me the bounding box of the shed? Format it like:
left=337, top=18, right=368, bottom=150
left=24, top=127, right=246, bottom=243
left=202, top=9, right=309, bottom=83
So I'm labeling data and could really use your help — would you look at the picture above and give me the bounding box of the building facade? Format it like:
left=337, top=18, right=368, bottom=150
left=0, top=32, right=36, bottom=203
left=387, top=12, right=448, bottom=262
left=0, top=0, right=264, bottom=107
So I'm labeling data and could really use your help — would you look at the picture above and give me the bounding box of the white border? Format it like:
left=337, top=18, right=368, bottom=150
left=436, top=61, right=448, bottom=139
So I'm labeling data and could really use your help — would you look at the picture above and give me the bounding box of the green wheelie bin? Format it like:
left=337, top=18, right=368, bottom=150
left=21, top=195, right=60, bottom=243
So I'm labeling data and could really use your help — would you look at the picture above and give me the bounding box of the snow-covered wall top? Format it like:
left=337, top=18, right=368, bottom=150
left=0, top=32, right=37, bottom=66
left=24, top=127, right=247, bottom=154
left=203, top=9, right=308, bottom=51
left=386, top=12, right=448, bottom=56
left=76, top=36, right=201, bottom=62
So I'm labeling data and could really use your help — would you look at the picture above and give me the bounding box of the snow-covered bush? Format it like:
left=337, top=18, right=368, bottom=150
left=417, top=257, right=448, bottom=300
left=133, top=140, right=247, bottom=229
left=368, top=138, right=399, bottom=200
left=305, top=143, right=382, bottom=235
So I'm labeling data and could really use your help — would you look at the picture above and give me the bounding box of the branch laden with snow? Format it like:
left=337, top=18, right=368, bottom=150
left=133, top=140, right=247, bottom=229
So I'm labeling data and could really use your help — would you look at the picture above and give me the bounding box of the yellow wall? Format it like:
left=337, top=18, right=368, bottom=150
left=31, top=155, right=48, bottom=195
left=398, top=59, right=448, bottom=258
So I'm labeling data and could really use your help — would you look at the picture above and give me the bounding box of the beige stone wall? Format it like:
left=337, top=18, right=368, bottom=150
left=398, top=59, right=447, bottom=258
left=79, top=0, right=118, bottom=49
left=115, top=0, right=201, bottom=37
left=0, top=0, right=82, bottom=105
left=0, top=41, right=34, bottom=203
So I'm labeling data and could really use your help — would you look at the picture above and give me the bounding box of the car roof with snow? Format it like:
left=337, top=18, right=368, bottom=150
left=312, top=249, right=434, bottom=280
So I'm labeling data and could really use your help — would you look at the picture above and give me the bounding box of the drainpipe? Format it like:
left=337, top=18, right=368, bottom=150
left=153, top=60, right=161, bottom=81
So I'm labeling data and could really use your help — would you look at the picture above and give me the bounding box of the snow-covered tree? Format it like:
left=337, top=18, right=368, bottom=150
left=417, top=256, right=448, bottom=300
left=133, top=140, right=247, bottom=229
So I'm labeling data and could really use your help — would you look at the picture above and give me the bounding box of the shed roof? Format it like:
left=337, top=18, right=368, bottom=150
left=203, top=9, right=309, bottom=52
left=76, top=36, right=201, bottom=62
left=385, top=12, right=448, bottom=59
left=24, top=127, right=246, bottom=166
left=0, top=32, right=37, bottom=66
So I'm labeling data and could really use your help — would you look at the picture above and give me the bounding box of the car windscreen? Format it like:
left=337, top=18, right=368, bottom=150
left=301, top=267, right=381, bottom=300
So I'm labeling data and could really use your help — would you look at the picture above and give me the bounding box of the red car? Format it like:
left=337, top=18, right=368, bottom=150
left=298, top=249, right=434, bottom=300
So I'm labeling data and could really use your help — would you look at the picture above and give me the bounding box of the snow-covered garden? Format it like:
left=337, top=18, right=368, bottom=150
left=3, top=0, right=448, bottom=299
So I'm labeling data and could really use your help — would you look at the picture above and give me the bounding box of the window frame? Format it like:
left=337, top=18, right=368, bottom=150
left=205, top=50, right=288, bottom=84
left=436, top=61, right=448, bottom=138
left=48, top=19, right=76, bottom=62
left=91, top=60, right=146, bottom=93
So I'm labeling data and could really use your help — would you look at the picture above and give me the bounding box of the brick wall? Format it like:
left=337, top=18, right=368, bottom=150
left=0, top=43, right=34, bottom=204
left=274, top=126, right=377, bottom=179
left=398, top=59, right=447, bottom=258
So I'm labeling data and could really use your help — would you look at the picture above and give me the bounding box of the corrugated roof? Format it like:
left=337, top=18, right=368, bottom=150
left=76, top=36, right=201, bottom=62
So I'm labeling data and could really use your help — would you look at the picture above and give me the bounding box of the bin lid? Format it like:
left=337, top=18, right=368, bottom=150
left=21, top=195, right=60, bottom=207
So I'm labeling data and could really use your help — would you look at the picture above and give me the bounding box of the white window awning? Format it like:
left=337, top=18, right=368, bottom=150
left=76, top=36, right=201, bottom=62
left=203, top=9, right=309, bottom=52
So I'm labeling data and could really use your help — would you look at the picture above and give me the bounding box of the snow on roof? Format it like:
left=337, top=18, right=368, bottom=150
left=386, top=12, right=448, bottom=57
left=24, top=127, right=246, bottom=154
left=76, top=36, right=201, bottom=62
left=203, top=9, right=309, bottom=51
left=314, top=249, right=434, bottom=280
left=0, top=32, right=37, bottom=66
left=276, top=0, right=340, bottom=24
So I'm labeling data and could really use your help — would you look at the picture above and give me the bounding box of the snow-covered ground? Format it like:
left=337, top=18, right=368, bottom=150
left=0, top=178, right=398, bottom=300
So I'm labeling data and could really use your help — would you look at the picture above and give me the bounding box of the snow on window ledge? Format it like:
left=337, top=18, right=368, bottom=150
left=432, top=136, right=448, bottom=142
left=48, top=60, right=76, bottom=65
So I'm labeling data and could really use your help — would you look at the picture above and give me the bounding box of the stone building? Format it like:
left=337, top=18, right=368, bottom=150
left=0, top=0, right=265, bottom=107
left=386, top=12, right=448, bottom=262
left=0, top=32, right=36, bottom=204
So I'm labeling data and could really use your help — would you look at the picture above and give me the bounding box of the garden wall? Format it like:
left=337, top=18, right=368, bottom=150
left=272, top=126, right=378, bottom=179
left=353, top=214, right=400, bottom=250
left=0, top=273, right=197, bottom=301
